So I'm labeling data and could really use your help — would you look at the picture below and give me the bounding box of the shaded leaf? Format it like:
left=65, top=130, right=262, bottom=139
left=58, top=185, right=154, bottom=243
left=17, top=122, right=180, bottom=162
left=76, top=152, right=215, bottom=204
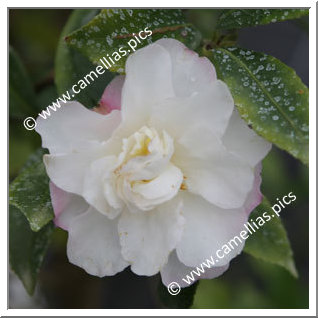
left=65, top=9, right=201, bottom=73
left=9, top=148, right=54, bottom=231
left=9, top=118, right=41, bottom=179
left=55, top=9, right=114, bottom=108
left=9, top=205, right=54, bottom=295
left=36, top=84, right=58, bottom=108
left=216, top=9, right=309, bottom=30
left=206, top=47, right=308, bottom=164
left=158, top=280, right=198, bottom=308
left=9, top=46, right=39, bottom=117
left=244, top=198, right=297, bottom=277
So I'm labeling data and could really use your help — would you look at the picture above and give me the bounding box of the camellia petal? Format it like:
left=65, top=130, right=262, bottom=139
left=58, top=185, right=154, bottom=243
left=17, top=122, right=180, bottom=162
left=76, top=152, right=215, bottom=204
left=243, top=163, right=263, bottom=216
left=176, top=193, right=248, bottom=267
left=36, top=101, right=121, bottom=154
left=67, top=207, right=128, bottom=277
left=43, top=146, right=107, bottom=195
left=150, top=80, right=234, bottom=140
left=49, top=182, right=88, bottom=230
left=174, top=126, right=254, bottom=209
left=155, top=38, right=217, bottom=97
left=121, top=43, right=174, bottom=129
left=131, top=163, right=183, bottom=206
left=98, top=75, right=125, bottom=114
left=118, top=197, right=184, bottom=276
left=83, top=155, right=123, bottom=219
left=222, top=108, right=272, bottom=167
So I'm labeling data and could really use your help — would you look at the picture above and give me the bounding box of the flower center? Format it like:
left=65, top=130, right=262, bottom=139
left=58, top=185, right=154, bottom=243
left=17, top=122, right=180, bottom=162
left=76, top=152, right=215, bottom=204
left=104, top=126, right=183, bottom=212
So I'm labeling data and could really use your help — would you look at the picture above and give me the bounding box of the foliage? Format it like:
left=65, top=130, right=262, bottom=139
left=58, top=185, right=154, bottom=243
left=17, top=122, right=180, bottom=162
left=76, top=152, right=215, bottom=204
left=244, top=198, right=297, bottom=277
left=55, top=9, right=115, bottom=108
left=9, top=205, right=54, bottom=295
left=216, top=9, right=309, bottom=30
left=9, top=148, right=54, bottom=232
left=9, top=46, right=40, bottom=117
left=65, top=9, right=201, bottom=73
left=206, top=47, right=308, bottom=164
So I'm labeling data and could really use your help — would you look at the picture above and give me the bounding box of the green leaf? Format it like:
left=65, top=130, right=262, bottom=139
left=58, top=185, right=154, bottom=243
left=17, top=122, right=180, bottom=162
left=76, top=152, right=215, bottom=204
left=9, top=46, right=39, bottom=118
left=65, top=9, right=201, bottom=73
left=9, top=148, right=54, bottom=232
left=9, top=118, right=41, bottom=179
left=55, top=9, right=115, bottom=108
left=36, top=84, right=58, bottom=108
left=158, top=280, right=198, bottom=308
left=206, top=47, right=308, bottom=165
left=9, top=205, right=54, bottom=295
left=216, top=9, right=309, bottom=30
left=244, top=198, right=297, bottom=278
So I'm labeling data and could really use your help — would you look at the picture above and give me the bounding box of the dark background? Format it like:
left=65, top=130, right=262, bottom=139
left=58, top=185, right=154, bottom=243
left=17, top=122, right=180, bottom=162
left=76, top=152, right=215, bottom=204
left=9, top=9, right=309, bottom=309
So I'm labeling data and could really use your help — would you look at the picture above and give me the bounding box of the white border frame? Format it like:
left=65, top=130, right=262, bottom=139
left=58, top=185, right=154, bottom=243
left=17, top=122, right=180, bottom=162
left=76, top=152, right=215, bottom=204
left=3, top=0, right=316, bottom=316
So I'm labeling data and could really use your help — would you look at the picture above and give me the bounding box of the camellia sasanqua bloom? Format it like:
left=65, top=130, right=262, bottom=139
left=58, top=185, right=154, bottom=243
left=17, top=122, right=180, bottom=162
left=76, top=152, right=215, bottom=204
left=36, top=38, right=271, bottom=287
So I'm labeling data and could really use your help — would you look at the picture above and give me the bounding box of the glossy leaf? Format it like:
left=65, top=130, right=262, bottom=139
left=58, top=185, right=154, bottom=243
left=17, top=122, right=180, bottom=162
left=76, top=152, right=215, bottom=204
left=9, top=148, right=54, bottom=232
left=244, top=198, right=297, bottom=277
left=9, top=46, right=40, bottom=118
left=207, top=47, right=308, bottom=164
left=65, top=9, right=201, bottom=73
left=216, top=9, right=309, bottom=30
left=55, top=9, right=114, bottom=108
left=9, top=205, right=54, bottom=295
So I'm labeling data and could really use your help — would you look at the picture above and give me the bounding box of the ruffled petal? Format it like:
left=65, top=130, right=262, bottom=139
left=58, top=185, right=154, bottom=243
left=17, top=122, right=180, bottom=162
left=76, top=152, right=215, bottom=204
left=67, top=207, right=128, bottom=277
left=43, top=144, right=107, bottom=195
left=150, top=80, right=234, bottom=139
left=118, top=197, right=184, bottom=276
left=128, top=163, right=183, bottom=211
left=36, top=101, right=121, bottom=154
left=82, top=156, right=123, bottom=219
left=174, top=126, right=254, bottom=209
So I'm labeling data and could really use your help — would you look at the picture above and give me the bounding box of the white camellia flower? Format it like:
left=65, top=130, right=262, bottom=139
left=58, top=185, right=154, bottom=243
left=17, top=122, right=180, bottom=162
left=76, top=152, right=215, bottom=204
left=36, top=38, right=271, bottom=287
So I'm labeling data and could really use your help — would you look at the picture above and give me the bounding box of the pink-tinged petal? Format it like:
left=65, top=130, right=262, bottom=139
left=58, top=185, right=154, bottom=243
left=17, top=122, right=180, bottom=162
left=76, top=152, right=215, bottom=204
left=243, top=163, right=263, bottom=217
left=161, top=251, right=229, bottom=288
left=97, top=75, right=125, bottom=114
left=49, top=182, right=88, bottom=230
left=49, top=182, right=69, bottom=219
